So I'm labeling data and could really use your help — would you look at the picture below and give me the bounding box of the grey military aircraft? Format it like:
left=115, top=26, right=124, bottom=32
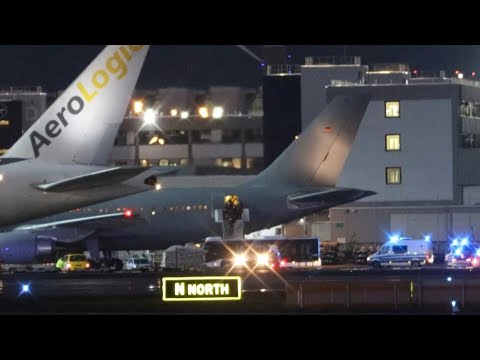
left=0, top=94, right=374, bottom=265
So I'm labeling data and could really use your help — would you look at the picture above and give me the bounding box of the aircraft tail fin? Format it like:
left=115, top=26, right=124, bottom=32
left=4, top=45, right=149, bottom=165
left=254, top=94, right=370, bottom=187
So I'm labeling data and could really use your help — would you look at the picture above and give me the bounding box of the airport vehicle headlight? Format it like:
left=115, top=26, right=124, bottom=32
left=257, top=253, right=269, bottom=266
left=86, top=263, right=90, bottom=268
left=234, top=254, right=246, bottom=266
left=66, top=263, right=71, bottom=268
left=367, top=256, right=371, bottom=262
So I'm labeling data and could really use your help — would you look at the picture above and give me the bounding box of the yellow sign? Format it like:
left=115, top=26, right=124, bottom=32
left=162, top=276, right=242, bottom=302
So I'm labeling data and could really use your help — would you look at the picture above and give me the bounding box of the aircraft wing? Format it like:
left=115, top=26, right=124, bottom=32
left=15, top=210, right=146, bottom=232
left=34, top=166, right=177, bottom=192
left=287, top=188, right=376, bottom=208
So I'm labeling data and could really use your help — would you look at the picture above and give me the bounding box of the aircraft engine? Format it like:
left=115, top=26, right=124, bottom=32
left=0, top=231, right=56, bottom=264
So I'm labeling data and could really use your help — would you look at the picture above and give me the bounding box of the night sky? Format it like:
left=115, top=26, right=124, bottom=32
left=0, top=45, right=478, bottom=91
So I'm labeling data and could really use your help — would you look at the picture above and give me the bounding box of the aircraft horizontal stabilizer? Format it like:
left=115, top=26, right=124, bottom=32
left=287, top=188, right=376, bottom=208
left=34, top=166, right=178, bottom=192
left=15, top=210, right=145, bottom=232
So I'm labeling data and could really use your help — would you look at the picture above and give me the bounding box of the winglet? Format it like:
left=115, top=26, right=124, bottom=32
left=4, top=45, right=149, bottom=165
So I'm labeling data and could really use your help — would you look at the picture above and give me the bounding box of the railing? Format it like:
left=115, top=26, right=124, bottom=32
left=266, top=64, right=301, bottom=75
left=286, top=276, right=473, bottom=313
left=330, top=80, right=363, bottom=87
left=451, top=77, right=480, bottom=88
left=305, top=56, right=361, bottom=66
left=0, top=86, right=43, bottom=93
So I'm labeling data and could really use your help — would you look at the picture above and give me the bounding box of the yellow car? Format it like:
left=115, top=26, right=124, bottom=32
left=62, top=254, right=90, bottom=272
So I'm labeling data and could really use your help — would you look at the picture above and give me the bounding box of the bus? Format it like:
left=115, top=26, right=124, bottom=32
left=202, top=237, right=321, bottom=270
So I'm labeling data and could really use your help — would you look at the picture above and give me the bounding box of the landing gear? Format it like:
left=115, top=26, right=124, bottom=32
left=86, top=238, right=123, bottom=271
left=99, top=250, right=123, bottom=271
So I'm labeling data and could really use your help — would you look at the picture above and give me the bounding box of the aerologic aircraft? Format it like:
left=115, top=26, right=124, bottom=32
left=0, top=45, right=172, bottom=228
left=0, top=95, right=374, bottom=265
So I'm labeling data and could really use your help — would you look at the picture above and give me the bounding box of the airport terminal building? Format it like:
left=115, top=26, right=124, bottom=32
left=296, top=58, right=480, bottom=252
left=109, top=86, right=264, bottom=175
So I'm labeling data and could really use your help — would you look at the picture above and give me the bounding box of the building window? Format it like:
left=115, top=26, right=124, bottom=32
left=386, top=167, right=401, bottom=184
left=385, top=101, right=400, bottom=118
left=385, top=134, right=401, bottom=151
left=114, top=130, right=127, bottom=146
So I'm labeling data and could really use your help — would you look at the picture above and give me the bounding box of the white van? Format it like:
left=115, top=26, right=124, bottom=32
left=367, top=237, right=434, bottom=268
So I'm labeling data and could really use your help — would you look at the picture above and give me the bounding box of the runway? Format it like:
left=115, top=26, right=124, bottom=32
left=1, top=267, right=479, bottom=314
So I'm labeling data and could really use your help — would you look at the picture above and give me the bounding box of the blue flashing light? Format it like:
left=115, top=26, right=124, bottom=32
left=424, top=235, right=431, bottom=242
left=451, top=300, right=457, bottom=308
left=452, top=239, right=459, bottom=246
left=390, top=235, right=399, bottom=243
left=288, top=54, right=292, bottom=59
left=261, top=63, right=265, bottom=67
left=455, top=249, right=462, bottom=256
left=447, top=276, right=452, bottom=282
left=461, top=238, right=469, bottom=245
left=19, top=283, right=31, bottom=296
left=477, top=249, right=480, bottom=256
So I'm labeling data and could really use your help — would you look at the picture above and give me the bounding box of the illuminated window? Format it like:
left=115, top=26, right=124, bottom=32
left=385, top=134, right=401, bottom=151
left=140, top=159, right=149, bottom=167
left=385, top=101, right=400, bottom=118
left=386, top=167, right=401, bottom=184
left=0, top=120, right=9, bottom=126
left=232, top=158, right=242, bottom=169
